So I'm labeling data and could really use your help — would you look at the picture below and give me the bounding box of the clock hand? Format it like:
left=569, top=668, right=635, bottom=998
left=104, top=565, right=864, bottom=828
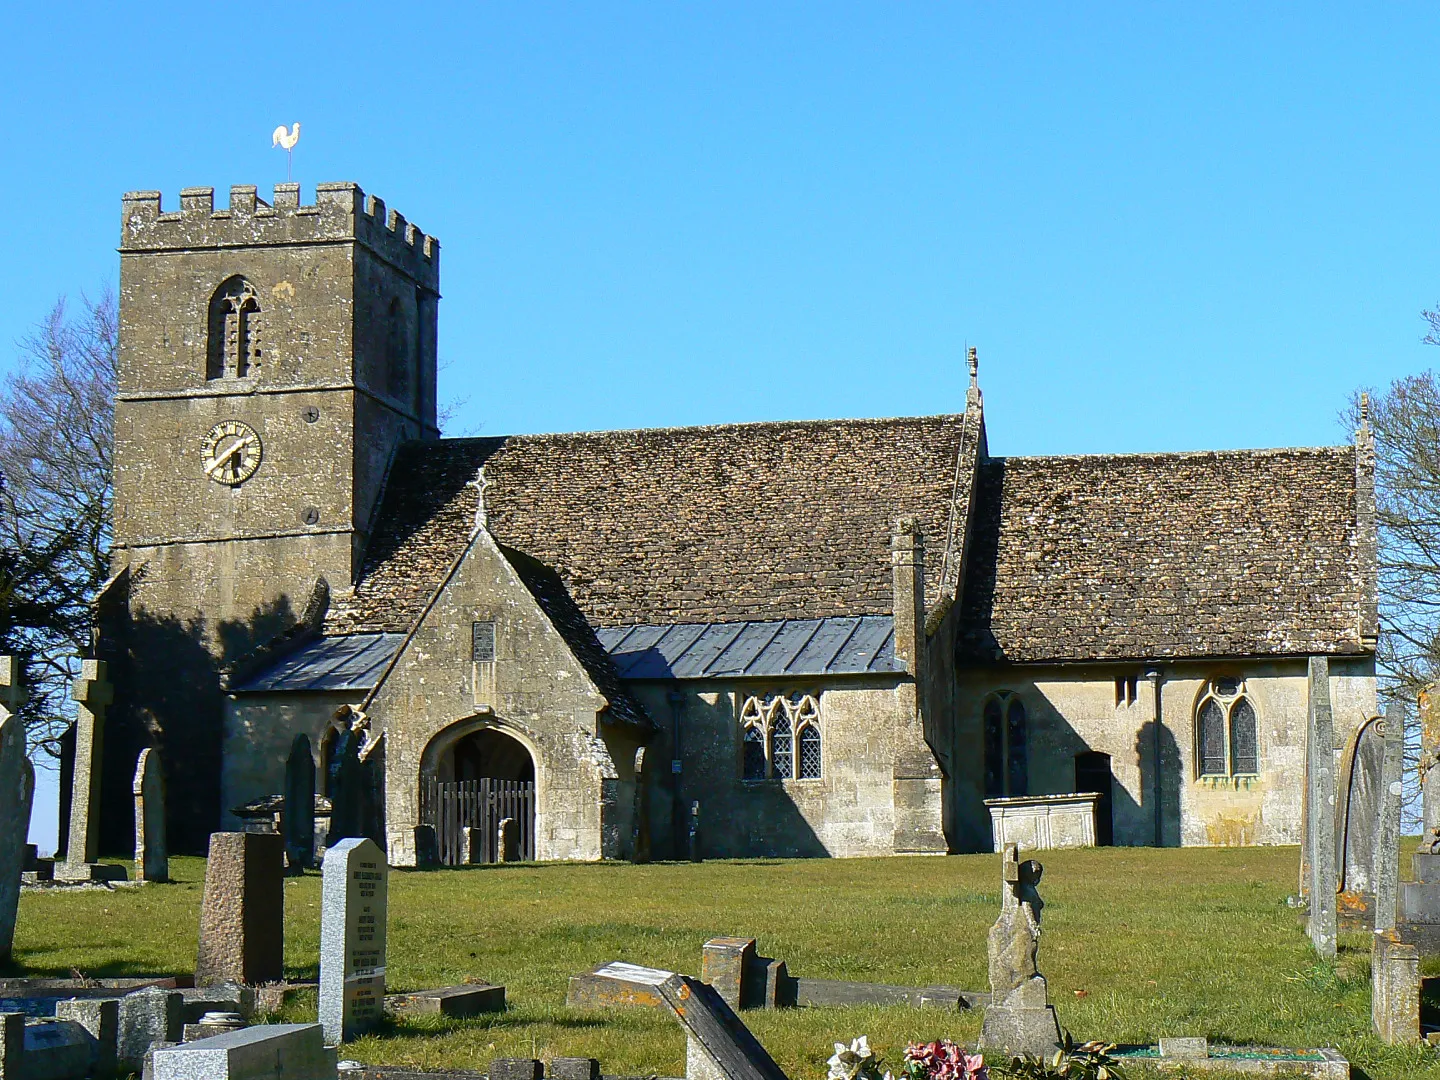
left=203, top=437, right=247, bottom=477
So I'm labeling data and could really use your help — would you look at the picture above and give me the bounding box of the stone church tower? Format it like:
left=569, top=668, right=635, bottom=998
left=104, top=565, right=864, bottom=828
left=103, top=183, right=439, bottom=851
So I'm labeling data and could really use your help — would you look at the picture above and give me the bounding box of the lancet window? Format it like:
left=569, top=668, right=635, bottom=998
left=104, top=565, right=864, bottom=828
left=738, top=691, right=822, bottom=780
left=207, top=276, right=263, bottom=380
left=983, top=692, right=1028, bottom=798
left=1196, top=677, right=1259, bottom=777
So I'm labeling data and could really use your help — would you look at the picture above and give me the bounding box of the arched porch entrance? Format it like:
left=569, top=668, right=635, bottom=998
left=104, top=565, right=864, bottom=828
left=420, top=721, right=537, bottom=864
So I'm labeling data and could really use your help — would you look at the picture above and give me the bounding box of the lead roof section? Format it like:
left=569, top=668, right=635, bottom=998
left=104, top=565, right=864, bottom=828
left=232, top=632, right=405, bottom=693
left=325, top=414, right=968, bottom=637
left=957, top=446, right=1370, bottom=663
left=598, top=616, right=902, bottom=680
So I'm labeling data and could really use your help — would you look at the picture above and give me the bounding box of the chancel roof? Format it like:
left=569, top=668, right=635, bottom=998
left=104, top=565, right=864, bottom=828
left=957, top=446, right=1372, bottom=663
left=325, top=415, right=969, bottom=637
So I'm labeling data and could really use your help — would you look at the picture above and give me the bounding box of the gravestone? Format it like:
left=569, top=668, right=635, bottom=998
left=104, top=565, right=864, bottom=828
left=387, top=984, right=505, bottom=1017
left=497, top=818, right=518, bottom=863
left=134, top=748, right=169, bottom=883
left=319, top=837, right=388, bottom=1045
left=118, top=987, right=184, bottom=1073
left=1418, top=684, right=1440, bottom=856
left=1374, top=704, right=1405, bottom=934
left=978, top=844, right=1062, bottom=1057
left=284, top=735, right=316, bottom=872
left=1335, top=716, right=1385, bottom=896
left=59, top=660, right=125, bottom=883
left=1304, top=656, right=1337, bottom=959
left=1372, top=931, right=1420, bottom=1045
left=55, top=997, right=120, bottom=1076
left=462, top=826, right=482, bottom=864
left=326, top=727, right=362, bottom=845
left=689, top=801, right=702, bottom=862
left=631, top=747, right=651, bottom=864
left=0, top=657, right=33, bottom=965
left=701, top=938, right=755, bottom=1011
left=151, top=1023, right=335, bottom=1080
left=195, top=833, right=285, bottom=986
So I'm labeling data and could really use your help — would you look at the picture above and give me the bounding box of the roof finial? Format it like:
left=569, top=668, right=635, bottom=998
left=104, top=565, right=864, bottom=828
left=967, top=345, right=979, bottom=390
left=1360, top=391, right=1370, bottom=430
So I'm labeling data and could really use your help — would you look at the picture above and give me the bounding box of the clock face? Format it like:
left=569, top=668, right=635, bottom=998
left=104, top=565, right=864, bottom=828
left=202, top=420, right=263, bottom=485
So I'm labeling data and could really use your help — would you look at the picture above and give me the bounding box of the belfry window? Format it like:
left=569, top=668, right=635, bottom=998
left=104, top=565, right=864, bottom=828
left=1196, top=678, right=1259, bottom=777
left=386, top=296, right=410, bottom=401
left=983, top=692, right=1028, bottom=797
left=739, top=691, right=822, bottom=780
left=207, top=276, right=263, bottom=380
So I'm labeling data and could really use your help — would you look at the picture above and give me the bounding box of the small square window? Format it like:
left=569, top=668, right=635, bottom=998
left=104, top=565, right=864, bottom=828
left=472, top=621, right=496, bottom=662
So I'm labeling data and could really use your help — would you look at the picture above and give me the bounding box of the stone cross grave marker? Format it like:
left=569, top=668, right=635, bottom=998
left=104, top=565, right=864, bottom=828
left=1336, top=716, right=1385, bottom=896
left=1374, top=702, right=1405, bottom=934
left=59, top=659, right=125, bottom=882
left=284, top=733, right=316, bottom=872
left=0, top=656, right=32, bottom=965
left=133, top=747, right=169, bottom=882
left=1304, top=656, right=1337, bottom=959
left=978, top=843, right=1062, bottom=1057
left=196, top=832, right=285, bottom=986
left=320, top=836, right=388, bottom=1044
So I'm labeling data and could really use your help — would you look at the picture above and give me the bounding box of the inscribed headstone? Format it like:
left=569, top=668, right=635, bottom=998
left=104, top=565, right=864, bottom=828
left=284, top=735, right=316, bottom=872
left=319, top=837, right=388, bottom=1044
left=195, top=832, right=284, bottom=986
left=133, top=748, right=169, bottom=883
left=1336, top=716, right=1385, bottom=895
left=1374, top=703, right=1405, bottom=934
left=0, top=656, right=32, bottom=965
left=62, top=659, right=114, bottom=875
left=1305, top=656, right=1337, bottom=959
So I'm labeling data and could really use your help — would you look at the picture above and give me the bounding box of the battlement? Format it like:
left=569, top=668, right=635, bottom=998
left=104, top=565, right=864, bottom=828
left=120, top=182, right=439, bottom=289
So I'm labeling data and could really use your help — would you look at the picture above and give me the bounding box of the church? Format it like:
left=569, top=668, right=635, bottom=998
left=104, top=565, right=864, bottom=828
left=93, top=181, right=1378, bottom=864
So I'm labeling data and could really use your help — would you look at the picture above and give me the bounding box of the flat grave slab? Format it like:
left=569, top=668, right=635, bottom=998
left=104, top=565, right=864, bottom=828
left=386, top=985, right=505, bottom=1018
left=1112, top=1045, right=1349, bottom=1079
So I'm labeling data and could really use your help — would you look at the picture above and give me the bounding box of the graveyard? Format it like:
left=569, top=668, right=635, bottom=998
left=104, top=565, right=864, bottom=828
left=5, top=845, right=1436, bottom=1080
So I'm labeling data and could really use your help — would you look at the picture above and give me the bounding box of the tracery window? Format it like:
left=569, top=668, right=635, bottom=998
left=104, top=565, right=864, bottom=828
left=207, top=276, right=263, bottom=379
left=739, top=691, right=822, bottom=780
left=1196, top=678, right=1259, bottom=777
left=983, top=692, right=1028, bottom=797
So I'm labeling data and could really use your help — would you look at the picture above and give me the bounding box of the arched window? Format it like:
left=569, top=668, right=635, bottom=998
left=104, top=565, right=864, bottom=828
left=771, top=712, right=793, bottom=780
left=983, top=692, right=1028, bottom=797
left=1196, top=678, right=1260, bottom=777
left=386, top=297, right=410, bottom=400
left=207, top=276, right=262, bottom=379
left=738, top=691, right=822, bottom=780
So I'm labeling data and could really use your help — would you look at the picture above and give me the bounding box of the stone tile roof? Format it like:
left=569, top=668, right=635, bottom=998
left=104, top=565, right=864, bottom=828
left=325, top=415, right=968, bottom=636
left=957, top=446, right=1371, bottom=663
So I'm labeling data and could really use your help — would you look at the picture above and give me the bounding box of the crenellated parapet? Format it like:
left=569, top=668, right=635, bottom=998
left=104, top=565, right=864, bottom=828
left=120, top=182, right=439, bottom=289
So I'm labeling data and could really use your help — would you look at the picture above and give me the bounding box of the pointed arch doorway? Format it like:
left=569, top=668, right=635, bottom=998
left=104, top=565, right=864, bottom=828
left=420, top=721, right=537, bottom=864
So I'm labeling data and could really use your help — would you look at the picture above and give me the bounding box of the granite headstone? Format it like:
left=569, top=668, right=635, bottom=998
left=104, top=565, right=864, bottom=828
left=319, top=837, right=388, bottom=1044
left=133, top=748, right=169, bottom=883
left=195, top=833, right=285, bottom=986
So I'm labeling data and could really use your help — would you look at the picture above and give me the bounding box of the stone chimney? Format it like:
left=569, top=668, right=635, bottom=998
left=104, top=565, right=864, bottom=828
left=891, top=516, right=924, bottom=681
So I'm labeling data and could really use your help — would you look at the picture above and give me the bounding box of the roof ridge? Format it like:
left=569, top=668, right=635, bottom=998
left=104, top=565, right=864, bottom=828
left=431, top=412, right=966, bottom=446
left=992, top=444, right=1354, bottom=464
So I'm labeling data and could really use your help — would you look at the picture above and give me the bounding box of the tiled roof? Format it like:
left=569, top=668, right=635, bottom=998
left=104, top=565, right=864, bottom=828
left=325, top=415, right=968, bottom=636
left=597, top=616, right=903, bottom=680
left=957, top=446, right=1370, bottom=663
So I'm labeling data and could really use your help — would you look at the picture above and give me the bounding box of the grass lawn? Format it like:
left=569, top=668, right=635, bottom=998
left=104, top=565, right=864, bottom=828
left=8, top=845, right=1439, bottom=1080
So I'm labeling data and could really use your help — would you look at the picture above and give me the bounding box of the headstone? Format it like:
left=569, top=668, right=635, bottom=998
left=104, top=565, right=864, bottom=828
left=701, top=938, right=755, bottom=1011
left=0, top=657, right=33, bottom=966
left=978, top=844, right=1062, bottom=1057
left=414, top=825, right=439, bottom=869
left=134, top=748, right=169, bottom=883
left=1304, top=656, right=1337, bottom=959
left=1374, top=704, right=1405, bottom=934
left=16, top=1019, right=94, bottom=1080
left=1372, top=931, right=1420, bottom=1044
left=151, top=1023, right=335, bottom=1080
left=284, top=735, right=316, bottom=872
left=119, top=987, right=185, bottom=1073
left=55, top=997, right=120, bottom=1076
left=689, top=801, right=702, bottom=863
left=461, top=826, right=482, bottom=864
left=0, top=1013, right=22, bottom=1080
left=1158, top=1037, right=1208, bottom=1059
left=195, top=833, right=285, bottom=986
left=1335, top=716, right=1385, bottom=896
left=550, top=1058, right=601, bottom=1080
left=1418, top=683, right=1440, bottom=856
left=326, top=727, right=362, bottom=844
left=489, top=1060, right=542, bottom=1080
left=59, top=660, right=125, bottom=882
left=497, top=818, right=518, bottom=863
left=386, top=984, right=504, bottom=1018
left=631, top=747, right=651, bottom=864
left=319, top=837, right=388, bottom=1045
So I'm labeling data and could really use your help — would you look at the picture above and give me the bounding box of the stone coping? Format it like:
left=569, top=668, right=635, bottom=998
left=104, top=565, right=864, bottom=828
left=982, top=793, right=1101, bottom=807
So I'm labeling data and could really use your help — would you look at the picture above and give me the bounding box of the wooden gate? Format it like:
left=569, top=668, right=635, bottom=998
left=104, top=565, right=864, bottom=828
left=421, top=778, right=536, bottom=865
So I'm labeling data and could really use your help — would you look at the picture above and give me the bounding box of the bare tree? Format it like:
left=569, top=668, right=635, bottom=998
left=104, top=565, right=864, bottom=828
left=0, top=292, right=117, bottom=761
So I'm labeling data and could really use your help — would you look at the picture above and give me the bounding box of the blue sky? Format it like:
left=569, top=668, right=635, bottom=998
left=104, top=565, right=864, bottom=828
left=6, top=4, right=1440, bottom=848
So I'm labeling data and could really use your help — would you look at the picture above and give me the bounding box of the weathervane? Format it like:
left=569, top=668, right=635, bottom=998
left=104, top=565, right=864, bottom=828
left=272, top=123, right=301, bottom=181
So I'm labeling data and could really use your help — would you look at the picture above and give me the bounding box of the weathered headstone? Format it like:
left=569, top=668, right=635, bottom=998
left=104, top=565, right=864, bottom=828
left=284, top=735, right=316, bottom=872
left=1372, top=930, right=1420, bottom=1045
left=1374, top=704, right=1405, bottom=934
left=195, top=833, right=285, bottom=986
left=978, top=844, right=1062, bottom=1057
left=1335, top=716, right=1385, bottom=896
left=55, top=997, right=120, bottom=1076
left=701, top=938, right=755, bottom=1011
left=319, top=837, right=388, bottom=1045
left=461, top=825, right=482, bottom=864
left=689, top=801, right=702, bottom=863
left=59, top=659, right=125, bottom=882
left=151, top=1023, right=335, bottom=1080
left=0, top=657, right=33, bottom=966
left=497, top=818, right=518, bottom=863
left=1304, top=656, right=1337, bottom=959
left=631, top=747, right=651, bottom=864
left=118, top=986, right=184, bottom=1073
left=326, top=726, right=362, bottom=845
left=1418, top=683, right=1440, bottom=856
left=133, top=748, right=169, bottom=883
left=387, top=984, right=505, bottom=1017
left=414, top=824, right=439, bottom=868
